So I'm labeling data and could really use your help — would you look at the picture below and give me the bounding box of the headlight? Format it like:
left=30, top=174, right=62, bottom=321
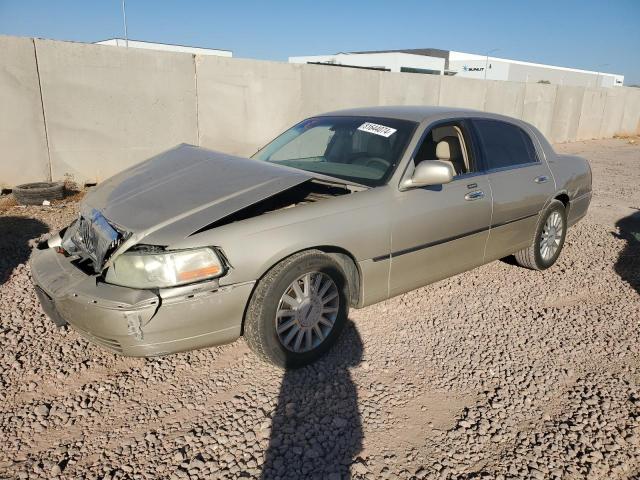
left=105, top=247, right=225, bottom=289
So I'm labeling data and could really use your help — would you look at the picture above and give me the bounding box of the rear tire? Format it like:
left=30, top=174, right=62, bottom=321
left=244, top=250, right=350, bottom=369
left=514, top=199, right=567, bottom=270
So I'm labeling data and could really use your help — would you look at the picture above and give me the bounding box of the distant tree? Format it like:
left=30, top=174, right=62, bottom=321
left=537, top=80, right=551, bottom=84
left=629, top=84, right=640, bottom=88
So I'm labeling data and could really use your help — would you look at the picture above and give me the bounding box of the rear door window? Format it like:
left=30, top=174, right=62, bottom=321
left=473, top=119, right=538, bottom=170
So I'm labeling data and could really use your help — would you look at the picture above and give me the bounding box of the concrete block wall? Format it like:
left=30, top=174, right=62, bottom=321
left=378, top=71, right=440, bottom=107
left=0, top=35, right=639, bottom=187
left=0, top=36, right=50, bottom=185
left=620, top=90, right=640, bottom=135
left=35, top=38, right=198, bottom=182
left=438, top=76, right=487, bottom=110
left=521, top=83, right=557, bottom=139
left=196, top=56, right=305, bottom=157
left=599, top=88, right=628, bottom=138
left=484, top=80, right=525, bottom=118
left=550, top=86, right=584, bottom=144
left=577, top=88, right=607, bottom=140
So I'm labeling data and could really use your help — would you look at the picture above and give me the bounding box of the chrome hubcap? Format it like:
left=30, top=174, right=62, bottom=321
left=540, top=211, right=563, bottom=261
left=275, top=272, right=339, bottom=353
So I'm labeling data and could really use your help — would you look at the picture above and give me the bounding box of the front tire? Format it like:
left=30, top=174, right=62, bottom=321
left=244, top=250, right=350, bottom=368
left=514, top=199, right=567, bottom=270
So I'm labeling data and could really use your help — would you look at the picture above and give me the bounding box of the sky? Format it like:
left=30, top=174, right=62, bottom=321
left=1, top=0, right=639, bottom=84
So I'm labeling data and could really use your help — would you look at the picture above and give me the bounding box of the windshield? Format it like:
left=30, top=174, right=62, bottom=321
left=253, top=116, right=417, bottom=187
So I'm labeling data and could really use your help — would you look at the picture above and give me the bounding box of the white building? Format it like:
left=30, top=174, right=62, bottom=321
left=289, top=51, right=446, bottom=76
left=95, top=38, right=232, bottom=57
left=289, top=48, right=623, bottom=87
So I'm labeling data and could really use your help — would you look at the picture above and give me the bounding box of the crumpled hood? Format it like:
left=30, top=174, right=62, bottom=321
left=82, top=144, right=313, bottom=247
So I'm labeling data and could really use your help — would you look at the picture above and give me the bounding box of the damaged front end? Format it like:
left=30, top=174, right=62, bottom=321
left=30, top=144, right=366, bottom=356
left=31, top=226, right=249, bottom=355
left=34, top=206, right=160, bottom=343
left=60, top=205, right=129, bottom=273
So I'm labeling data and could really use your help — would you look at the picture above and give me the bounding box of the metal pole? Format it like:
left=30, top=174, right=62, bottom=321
left=122, top=0, right=128, bottom=47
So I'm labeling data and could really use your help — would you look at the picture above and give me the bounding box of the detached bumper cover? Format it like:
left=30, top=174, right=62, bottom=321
left=30, top=247, right=254, bottom=356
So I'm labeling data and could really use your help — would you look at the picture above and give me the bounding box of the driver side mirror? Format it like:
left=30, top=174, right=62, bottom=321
left=401, top=160, right=455, bottom=189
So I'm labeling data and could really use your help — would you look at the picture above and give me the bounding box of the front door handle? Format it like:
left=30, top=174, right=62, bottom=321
left=464, top=190, right=485, bottom=201
left=534, top=175, right=549, bottom=184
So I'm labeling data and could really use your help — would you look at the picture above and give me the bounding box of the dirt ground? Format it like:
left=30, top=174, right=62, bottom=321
left=0, top=138, right=638, bottom=480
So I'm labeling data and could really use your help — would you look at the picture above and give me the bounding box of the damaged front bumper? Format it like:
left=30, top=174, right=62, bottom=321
left=30, top=246, right=254, bottom=357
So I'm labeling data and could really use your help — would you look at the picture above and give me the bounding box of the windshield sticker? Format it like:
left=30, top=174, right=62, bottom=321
left=357, top=122, right=397, bottom=138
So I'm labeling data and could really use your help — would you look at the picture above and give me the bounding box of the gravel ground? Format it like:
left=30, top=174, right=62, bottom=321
left=0, top=138, right=638, bottom=480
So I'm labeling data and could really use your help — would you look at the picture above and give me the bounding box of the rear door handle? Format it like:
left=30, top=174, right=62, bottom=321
left=534, top=175, right=549, bottom=184
left=464, top=190, right=485, bottom=201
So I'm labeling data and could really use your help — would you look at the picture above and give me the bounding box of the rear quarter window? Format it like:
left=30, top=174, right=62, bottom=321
left=473, top=119, right=539, bottom=170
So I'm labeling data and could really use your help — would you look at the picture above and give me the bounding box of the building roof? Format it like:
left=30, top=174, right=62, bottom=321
left=352, top=48, right=449, bottom=58
left=342, top=49, right=622, bottom=78
left=94, top=38, right=232, bottom=55
left=351, top=48, right=450, bottom=68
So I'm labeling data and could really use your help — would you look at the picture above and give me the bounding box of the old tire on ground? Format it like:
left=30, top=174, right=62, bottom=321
left=514, top=199, right=567, bottom=270
left=13, top=182, right=64, bottom=206
left=244, top=250, right=350, bottom=369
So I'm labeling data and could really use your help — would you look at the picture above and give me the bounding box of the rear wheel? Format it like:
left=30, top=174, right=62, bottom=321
left=514, top=199, right=567, bottom=270
left=244, top=250, right=349, bottom=368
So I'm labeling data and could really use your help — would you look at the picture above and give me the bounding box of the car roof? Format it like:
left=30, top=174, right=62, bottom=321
left=315, top=105, right=554, bottom=154
left=317, top=105, right=484, bottom=123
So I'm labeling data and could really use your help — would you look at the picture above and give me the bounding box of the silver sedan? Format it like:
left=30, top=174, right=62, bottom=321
left=30, top=106, right=592, bottom=367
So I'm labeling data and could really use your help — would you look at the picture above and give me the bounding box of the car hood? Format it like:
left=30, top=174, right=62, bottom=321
left=81, top=144, right=314, bottom=252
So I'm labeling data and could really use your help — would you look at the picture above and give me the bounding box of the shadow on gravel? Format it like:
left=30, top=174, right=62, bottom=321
left=0, top=216, right=48, bottom=285
left=614, top=209, right=640, bottom=295
left=499, top=255, right=518, bottom=266
left=261, top=321, right=363, bottom=480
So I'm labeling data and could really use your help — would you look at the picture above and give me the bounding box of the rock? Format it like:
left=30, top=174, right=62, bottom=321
left=352, top=461, right=368, bottom=475
left=415, top=467, right=429, bottom=479
left=172, top=451, right=184, bottom=463
left=332, top=417, right=348, bottom=428
left=34, top=404, right=50, bottom=417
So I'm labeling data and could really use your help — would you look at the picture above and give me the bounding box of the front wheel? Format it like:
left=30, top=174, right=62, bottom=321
left=244, top=250, right=349, bottom=368
left=514, top=199, right=567, bottom=270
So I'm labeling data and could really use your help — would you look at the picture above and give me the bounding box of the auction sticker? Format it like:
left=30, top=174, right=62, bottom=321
left=357, top=122, right=397, bottom=137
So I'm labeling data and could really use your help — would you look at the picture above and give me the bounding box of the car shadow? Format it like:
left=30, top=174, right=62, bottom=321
left=613, top=209, right=640, bottom=295
left=261, top=321, right=364, bottom=480
left=499, top=255, right=518, bottom=266
left=0, top=216, right=49, bottom=285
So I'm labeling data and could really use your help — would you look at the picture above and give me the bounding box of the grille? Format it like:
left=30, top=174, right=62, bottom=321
left=72, top=207, right=121, bottom=272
